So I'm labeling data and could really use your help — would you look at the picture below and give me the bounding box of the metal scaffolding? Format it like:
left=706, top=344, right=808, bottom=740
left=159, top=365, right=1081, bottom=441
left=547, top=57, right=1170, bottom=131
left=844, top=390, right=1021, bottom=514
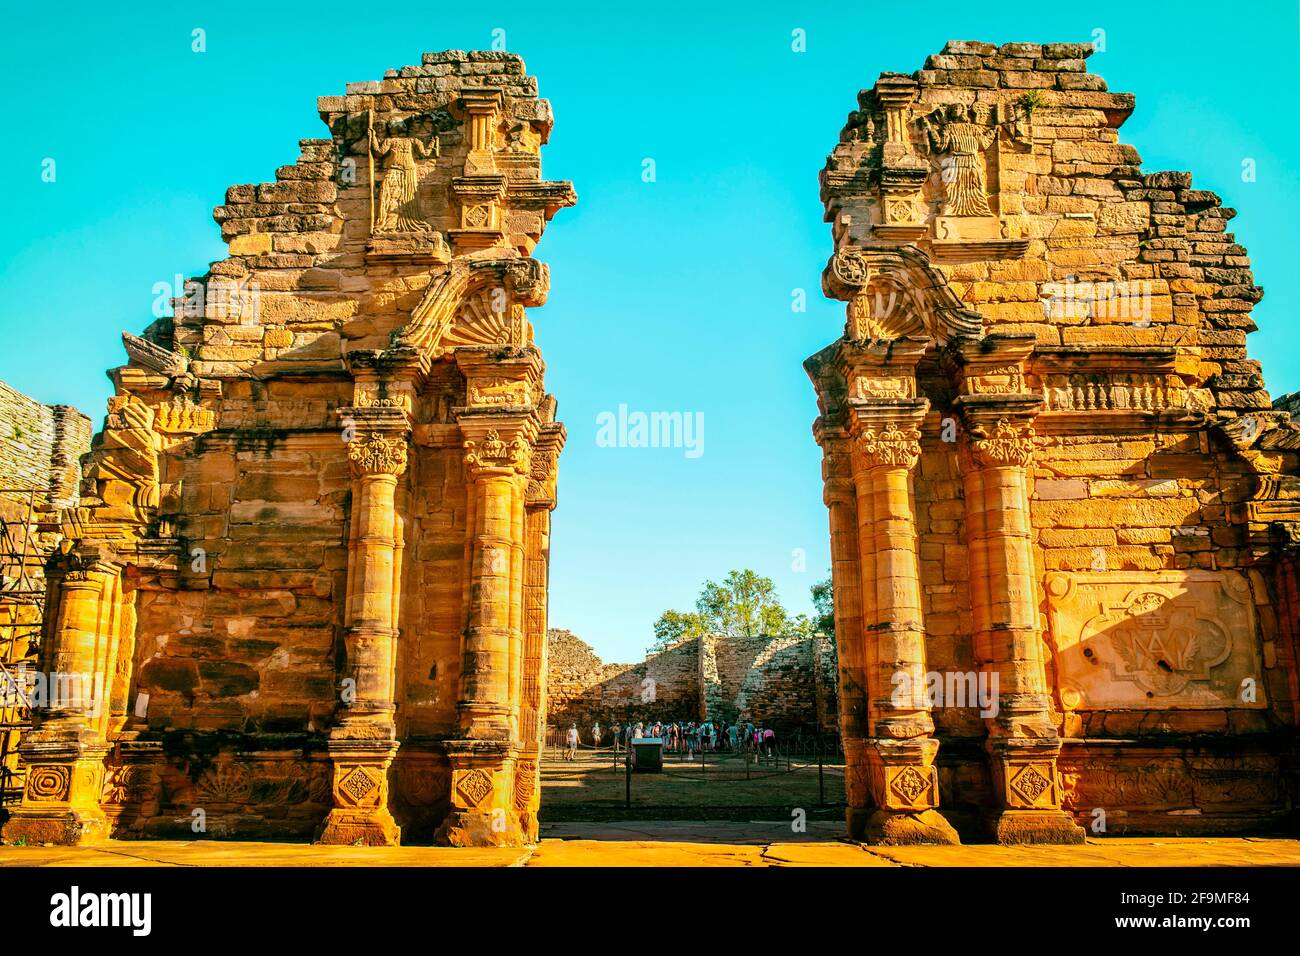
left=1, top=489, right=47, bottom=811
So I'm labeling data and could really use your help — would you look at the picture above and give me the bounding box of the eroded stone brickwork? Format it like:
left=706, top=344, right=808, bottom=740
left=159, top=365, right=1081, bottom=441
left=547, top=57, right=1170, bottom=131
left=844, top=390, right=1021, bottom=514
left=0, top=381, right=91, bottom=509
left=809, top=41, right=1300, bottom=844
left=546, top=629, right=839, bottom=735
left=0, top=383, right=91, bottom=811
left=1, top=50, right=574, bottom=848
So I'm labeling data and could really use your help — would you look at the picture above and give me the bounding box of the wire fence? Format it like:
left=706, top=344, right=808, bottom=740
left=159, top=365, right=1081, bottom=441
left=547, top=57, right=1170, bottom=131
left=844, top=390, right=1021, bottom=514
left=0, top=489, right=46, bottom=813
left=540, top=735, right=847, bottom=820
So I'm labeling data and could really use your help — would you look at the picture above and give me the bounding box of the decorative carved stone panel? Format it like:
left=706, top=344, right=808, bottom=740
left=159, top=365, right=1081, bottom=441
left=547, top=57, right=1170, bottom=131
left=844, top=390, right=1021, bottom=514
left=1043, top=570, right=1264, bottom=710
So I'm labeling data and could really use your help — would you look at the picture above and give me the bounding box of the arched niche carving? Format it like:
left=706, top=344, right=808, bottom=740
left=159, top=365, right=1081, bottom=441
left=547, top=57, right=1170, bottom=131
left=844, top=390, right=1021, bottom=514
left=391, top=254, right=550, bottom=358
left=823, top=244, right=982, bottom=346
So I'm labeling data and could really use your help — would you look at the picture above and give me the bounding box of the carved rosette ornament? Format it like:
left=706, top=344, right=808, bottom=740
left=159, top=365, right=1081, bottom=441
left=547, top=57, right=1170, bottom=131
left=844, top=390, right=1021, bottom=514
left=970, top=418, right=1035, bottom=468
left=856, top=423, right=923, bottom=470
left=1007, top=763, right=1057, bottom=808
left=464, top=429, right=531, bottom=476
left=831, top=248, right=869, bottom=290
left=347, top=433, right=409, bottom=476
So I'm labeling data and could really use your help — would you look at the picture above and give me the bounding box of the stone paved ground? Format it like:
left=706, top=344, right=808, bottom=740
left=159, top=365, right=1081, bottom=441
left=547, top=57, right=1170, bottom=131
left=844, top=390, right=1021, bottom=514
left=0, top=825, right=1296, bottom=867
left=539, top=748, right=846, bottom=820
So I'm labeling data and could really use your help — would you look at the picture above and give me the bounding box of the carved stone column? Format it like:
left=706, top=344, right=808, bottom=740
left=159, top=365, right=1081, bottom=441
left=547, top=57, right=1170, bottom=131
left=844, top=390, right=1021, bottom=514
left=1, top=547, right=118, bottom=846
left=808, top=337, right=958, bottom=844
left=811, top=421, right=873, bottom=831
left=436, top=407, right=536, bottom=847
left=953, top=340, right=1084, bottom=844
left=849, top=403, right=958, bottom=844
left=516, top=421, right=564, bottom=841
left=317, top=409, right=409, bottom=846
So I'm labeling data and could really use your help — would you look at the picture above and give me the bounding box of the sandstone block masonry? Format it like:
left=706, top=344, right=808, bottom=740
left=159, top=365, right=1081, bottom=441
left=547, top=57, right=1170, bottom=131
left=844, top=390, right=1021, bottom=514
left=0, top=381, right=91, bottom=812
left=1, top=50, right=575, bottom=849
left=808, top=41, right=1300, bottom=845
left=546, top=629, right=839, bottom=736
left=0, top=380, right=91, bottom=508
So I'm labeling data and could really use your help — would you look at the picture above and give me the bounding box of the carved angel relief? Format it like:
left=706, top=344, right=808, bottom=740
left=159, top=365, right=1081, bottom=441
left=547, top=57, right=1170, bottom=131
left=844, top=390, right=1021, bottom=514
left=364, top=112, right=459, bottom=263
left=918, top=104, right=998, bottom=218
left=912, top=101, right=1033, bottom=250
left=369, top=117, right=438, bottom=233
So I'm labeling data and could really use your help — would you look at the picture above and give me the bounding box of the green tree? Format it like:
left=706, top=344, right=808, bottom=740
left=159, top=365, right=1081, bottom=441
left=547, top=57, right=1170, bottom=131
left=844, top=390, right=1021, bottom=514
left=648, top=608, right=706, bottom=654
left=650, top=569, right=791, bottom=654
left=695, top=569, right=790, bottom=636
left=811, top=574, right=835, bottom=640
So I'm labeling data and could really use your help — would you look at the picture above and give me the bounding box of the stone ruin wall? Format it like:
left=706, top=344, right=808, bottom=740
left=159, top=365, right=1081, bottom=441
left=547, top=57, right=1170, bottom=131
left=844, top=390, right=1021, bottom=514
left=0, top=382, right=91, bottom=808
left=2, top=50, right=574, bottom=848
left=811, top=41, right=1300, bottom=840
left=545, top=629, right=839, bottom=737
left=0, top=380, right=91, bottom=509
left=546, top=630, right=700, bottom=732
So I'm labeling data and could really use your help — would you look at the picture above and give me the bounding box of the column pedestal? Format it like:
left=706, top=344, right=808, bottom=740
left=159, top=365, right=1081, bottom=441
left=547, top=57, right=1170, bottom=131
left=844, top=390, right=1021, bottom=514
left=435, top=740, right=525, bottom=847
left=2, top=734, right=110, bottom=846
left=2, top=554, right=118, bottom=847
left=317, top=735, right=401, bottom=846
left=988, top=738, right=1085, bottom=844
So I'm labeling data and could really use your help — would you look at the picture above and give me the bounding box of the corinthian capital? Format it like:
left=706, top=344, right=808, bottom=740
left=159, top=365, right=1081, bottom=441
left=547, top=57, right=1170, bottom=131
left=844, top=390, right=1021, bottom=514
left=855, top=423, right=922, bottom=470
left=464, top=428, right=531, bottom=476
left=969, top=418, right=1035, bottom=468
left=348, top=433, right=409, bottom=476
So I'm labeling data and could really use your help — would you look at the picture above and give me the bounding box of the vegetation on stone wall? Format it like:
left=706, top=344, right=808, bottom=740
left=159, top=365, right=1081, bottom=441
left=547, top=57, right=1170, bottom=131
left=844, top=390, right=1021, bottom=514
left=649, top=568, right=831, bottom=654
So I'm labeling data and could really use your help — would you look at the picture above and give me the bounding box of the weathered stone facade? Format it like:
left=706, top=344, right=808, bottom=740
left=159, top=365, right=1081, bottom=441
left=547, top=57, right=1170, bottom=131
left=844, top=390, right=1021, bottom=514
left=808, top=42, right=1300, bottom=844
left=0, top=380, right=91, bottom=509
left=0, top=382, right=91, bottom=812
left=546, top=629, right=839, bottom=736
left=0, top=50, right=573, bottom=848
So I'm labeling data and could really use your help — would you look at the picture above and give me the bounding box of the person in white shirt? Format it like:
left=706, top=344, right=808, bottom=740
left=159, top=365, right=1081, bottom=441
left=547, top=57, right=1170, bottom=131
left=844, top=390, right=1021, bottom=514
left=565, top=724, right=579, bottom=761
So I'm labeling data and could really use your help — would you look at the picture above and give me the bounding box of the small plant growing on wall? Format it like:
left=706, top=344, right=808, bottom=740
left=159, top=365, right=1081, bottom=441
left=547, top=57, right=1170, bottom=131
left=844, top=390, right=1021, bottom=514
left=1019, top=90, right=1047, bottom=115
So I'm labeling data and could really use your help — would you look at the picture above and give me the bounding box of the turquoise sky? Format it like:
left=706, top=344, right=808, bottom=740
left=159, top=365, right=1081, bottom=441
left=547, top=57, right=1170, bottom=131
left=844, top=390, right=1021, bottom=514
left=2, top=2, right=1297, bottom=661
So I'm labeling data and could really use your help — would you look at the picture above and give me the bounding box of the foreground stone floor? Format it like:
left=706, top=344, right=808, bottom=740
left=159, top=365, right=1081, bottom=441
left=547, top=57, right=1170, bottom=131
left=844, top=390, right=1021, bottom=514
left=1, top=822, right=1296, bottom=867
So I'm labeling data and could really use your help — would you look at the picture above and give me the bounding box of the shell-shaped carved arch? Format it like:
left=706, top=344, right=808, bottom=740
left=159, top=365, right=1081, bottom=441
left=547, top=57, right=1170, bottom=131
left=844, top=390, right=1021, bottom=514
left=391, top=254, right=550, bottom=357
left=823, top=244, right=982, bottom=346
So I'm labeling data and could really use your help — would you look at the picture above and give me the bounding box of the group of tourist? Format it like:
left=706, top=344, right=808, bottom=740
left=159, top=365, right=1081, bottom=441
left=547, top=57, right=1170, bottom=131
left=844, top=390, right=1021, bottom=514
left=562, top=719, right=778, bottom=760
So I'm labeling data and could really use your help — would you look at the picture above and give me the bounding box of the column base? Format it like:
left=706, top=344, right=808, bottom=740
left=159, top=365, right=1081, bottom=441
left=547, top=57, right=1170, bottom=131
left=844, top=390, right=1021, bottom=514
left=851, top=807, right=960, bottom=845
left=518, top=811, right=539, bottom=844
left=1, top=807, right=109, bottom=847
left=316, top=731, right=400, bottom=847
left=434, top=808, right=528, bottom=848
left=2, top=734, right=111, bottom=846
left=991, top=809, right=1086, bottom=845
left=316, top=809, right=401, bottom=847
left=434, top=738, right=526, bottom=847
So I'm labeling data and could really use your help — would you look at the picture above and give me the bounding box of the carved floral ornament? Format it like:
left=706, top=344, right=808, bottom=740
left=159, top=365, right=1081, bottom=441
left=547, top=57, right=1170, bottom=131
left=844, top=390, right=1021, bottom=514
left=855, top=423, right=923, bottom=470
left=970, top=418, right=1035, bottom=468
left=464, top=428, right=531, bottom=475
left=831, top=248, right=869, bottom=290
left=347, top=433, right=409, bottom=476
